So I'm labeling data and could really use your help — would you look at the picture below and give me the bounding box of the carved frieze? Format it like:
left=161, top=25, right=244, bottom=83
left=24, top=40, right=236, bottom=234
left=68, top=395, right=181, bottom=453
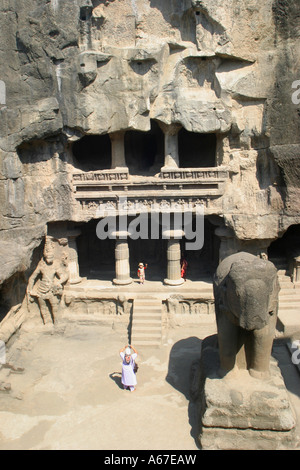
left=73, top=169, right=129, bottom=182
left=159, top=168, right=228, bottom=180
left=79, top=197, right=212, bottom=213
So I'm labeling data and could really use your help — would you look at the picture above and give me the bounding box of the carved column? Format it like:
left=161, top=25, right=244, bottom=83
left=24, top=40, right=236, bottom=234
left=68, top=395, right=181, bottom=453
left=159, top=123, right=182, bottom=168
left=67, top=230, right=82, bottom=284
left=110, top=131, right=127, bottom=169
left=214, top=226, right=237, bottom=263
left=112, top=231, right=132, bottom=285
left=291, top=256, right=300, bottom=284
left=163, top=229, right=185, bottom=286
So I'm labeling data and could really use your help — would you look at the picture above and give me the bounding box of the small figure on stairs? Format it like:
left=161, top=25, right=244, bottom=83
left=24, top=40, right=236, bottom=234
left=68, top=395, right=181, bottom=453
left=137, top=262, right=147, bottom=285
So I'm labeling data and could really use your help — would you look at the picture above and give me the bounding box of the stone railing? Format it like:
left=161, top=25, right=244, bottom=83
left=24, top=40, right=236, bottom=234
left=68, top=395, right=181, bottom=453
left=72, top=167, right=229, bottom=214
left=159, top=168, right=228, bottom=180
left=73, top=169, right=129, bottom=182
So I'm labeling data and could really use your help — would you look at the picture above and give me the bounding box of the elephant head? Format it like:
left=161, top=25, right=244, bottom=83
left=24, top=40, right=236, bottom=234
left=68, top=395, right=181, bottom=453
left=225, top=258, right=279, bottom=330
left=214, top=252, right=280, bottom=331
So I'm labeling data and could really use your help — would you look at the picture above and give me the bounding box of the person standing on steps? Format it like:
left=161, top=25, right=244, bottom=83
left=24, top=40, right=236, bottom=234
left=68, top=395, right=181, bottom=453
left=137, top=262, right=147, bottom=285
left=119, top=344, right=138, bottom=392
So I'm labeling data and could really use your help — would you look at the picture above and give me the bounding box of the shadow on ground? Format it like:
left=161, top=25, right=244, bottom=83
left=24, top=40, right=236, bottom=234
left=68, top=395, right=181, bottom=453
left=165, top=336, right=202, bottom=448
left=109, top=372, right=123, bottom=390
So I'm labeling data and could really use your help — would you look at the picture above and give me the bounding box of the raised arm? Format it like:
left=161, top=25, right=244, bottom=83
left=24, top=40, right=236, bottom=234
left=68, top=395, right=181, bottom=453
left=129, top=344, right=138, bottom=355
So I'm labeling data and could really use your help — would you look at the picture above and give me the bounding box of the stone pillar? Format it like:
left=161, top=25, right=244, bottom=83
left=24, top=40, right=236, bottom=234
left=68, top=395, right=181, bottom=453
left=159, top=123, right=182, bottom=168
left=215, top=226, right=237, bottom=263
left=67, top=230, right=82, bottom=284
left=110, top=131, right=127, bottom=168
left=112, top=231, right=132, bottom=285
left=292, top=256, right=300, bottom=284
left=163, top=229, right=184, bottom=286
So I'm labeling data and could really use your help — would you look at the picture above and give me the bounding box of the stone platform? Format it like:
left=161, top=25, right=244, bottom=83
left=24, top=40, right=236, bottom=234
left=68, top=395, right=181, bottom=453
left=197, top=335, right=298, bottom=450
left=62, top=277, right=215, bottom=316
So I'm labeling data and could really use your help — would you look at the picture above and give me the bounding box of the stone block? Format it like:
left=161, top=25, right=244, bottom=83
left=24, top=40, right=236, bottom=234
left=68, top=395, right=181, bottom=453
left=197, top=337, right=298, bottom=450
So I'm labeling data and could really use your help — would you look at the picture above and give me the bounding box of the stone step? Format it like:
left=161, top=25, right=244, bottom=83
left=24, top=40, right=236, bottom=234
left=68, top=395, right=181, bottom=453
left=133, top=319, right=162, bottom=328
left=277, top=310, right=300, bottom=338
left=276, top=274, right=300, bottom=336
left=279, top=276, right=292, bottom=282
left=279, top=294, right=300, bottom=303
left=279, top=278, right=293, bottom=286
left=134, top=302, right=162, bottom=308
left=280, top=288, right=300, bottom=294
left=134, top=325, right=162, bottom=333
left=278, top=291, right=300, bottom=302
left=274, top=268, right=288, bottom=274
left=131, top=297, right=162, bottom=348
left=279, top=301, right=300, bottom=309
left=132, top=331, right=162, bottom=340
left=134, top=308, right=161, bottom=317
left=279, top=294, right=300, bottom=301
left=132, top=340, right=162, bottom=349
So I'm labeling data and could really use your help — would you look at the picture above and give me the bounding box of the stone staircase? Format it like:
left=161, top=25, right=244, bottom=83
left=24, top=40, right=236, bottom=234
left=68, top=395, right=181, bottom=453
left=131, top=296, right=162, bottom=348
left=272, top=259, right=300, bottom=338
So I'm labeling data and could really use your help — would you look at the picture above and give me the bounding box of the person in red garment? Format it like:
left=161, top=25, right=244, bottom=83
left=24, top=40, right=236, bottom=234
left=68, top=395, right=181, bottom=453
left=180, top=256, right=188, bottom=281
left=137, top=262, right=147, bottom=284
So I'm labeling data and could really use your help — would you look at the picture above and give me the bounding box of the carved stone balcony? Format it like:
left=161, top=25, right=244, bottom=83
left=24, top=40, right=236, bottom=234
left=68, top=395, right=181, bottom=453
left=72, top=166, right=229, bottom=214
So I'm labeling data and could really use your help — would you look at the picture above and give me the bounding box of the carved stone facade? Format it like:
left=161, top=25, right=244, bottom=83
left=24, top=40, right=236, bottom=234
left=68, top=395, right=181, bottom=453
left=0, top=0, right=299, bottom=334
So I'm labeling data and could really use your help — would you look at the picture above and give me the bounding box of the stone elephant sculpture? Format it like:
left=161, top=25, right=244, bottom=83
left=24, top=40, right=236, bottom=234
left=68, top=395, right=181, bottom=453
left=213, top=252, right=280, bottom=379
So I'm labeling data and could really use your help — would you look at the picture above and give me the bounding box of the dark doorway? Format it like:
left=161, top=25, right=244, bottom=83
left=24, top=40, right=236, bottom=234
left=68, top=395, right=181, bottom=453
left=180, top=217, right=219, bottom=280
left=178, top=130, right=216, bottom=168
left=125, top=121, right=164, bottom=175
left=76, top=215, right=218, bottom=282
left=72, top=134, right=111, bottom=171
left=77, top=219, right=115, bottom=280
left=268, top=224, right=300, bottom=274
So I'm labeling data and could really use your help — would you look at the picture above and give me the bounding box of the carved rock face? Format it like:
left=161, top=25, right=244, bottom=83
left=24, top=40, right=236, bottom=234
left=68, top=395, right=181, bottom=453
left=0, top=0, right=299, bottom=303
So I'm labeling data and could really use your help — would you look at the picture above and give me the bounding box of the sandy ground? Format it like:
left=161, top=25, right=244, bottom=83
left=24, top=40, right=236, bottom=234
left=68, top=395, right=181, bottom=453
left=0, top=316, right=299, bottom=451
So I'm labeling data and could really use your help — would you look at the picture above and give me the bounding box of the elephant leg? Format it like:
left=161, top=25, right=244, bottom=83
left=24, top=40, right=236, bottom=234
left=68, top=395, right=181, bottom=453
left=249, top=316, right=276, bottom=379
left=216, top=311, right=239, bottom=377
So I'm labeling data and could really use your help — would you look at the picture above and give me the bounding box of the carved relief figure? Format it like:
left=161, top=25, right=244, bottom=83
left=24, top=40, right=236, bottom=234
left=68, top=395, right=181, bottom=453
left=213, top=252, right=280, bottom=379
left=27, top=242, right=69, bottom=325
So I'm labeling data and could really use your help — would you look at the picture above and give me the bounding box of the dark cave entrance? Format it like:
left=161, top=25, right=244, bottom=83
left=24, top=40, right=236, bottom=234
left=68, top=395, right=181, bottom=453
left=124, top=121, right=164, bottom=176
left=268, top=224, right=300, bottom=279
left=72, top=134, right=112, bottom=171
left=76, top=216, right=219, bottom=282
left=178, top=130, right=216, bottom=168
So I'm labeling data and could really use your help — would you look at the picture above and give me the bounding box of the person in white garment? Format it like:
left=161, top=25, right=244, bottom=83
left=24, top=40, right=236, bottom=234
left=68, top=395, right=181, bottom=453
left=119, top=345, right=138, bottom=392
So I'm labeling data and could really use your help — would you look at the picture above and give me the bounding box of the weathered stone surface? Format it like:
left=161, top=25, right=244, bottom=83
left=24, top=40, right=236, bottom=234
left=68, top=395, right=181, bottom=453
left=0, top=0, right=299, bottom=333
left=200, top=426, right=299, bottom=451
left=202, top=366, right=295, bottom=431
left=198, top=337, right=297, bottom=450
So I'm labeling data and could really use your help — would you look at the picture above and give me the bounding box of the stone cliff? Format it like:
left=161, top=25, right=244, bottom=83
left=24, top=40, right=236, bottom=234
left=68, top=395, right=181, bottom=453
left=0, top=0, right=299, bottom=320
